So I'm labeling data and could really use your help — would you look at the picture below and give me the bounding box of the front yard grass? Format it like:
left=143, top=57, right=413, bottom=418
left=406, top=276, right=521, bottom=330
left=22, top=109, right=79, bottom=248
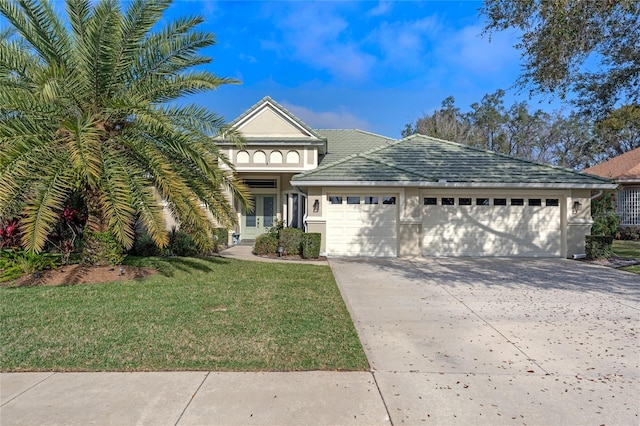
left=612, top=240, right=640, bottom=274
left=0, top=257, right=369, bottom=372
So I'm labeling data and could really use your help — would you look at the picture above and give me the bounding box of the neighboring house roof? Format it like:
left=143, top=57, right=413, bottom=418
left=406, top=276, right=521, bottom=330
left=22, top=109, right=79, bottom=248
left=292, top=134, right=615, bottom=188
left=316, top=129, right=395, bottom=165
left=583, top=148, right=640, bottom=183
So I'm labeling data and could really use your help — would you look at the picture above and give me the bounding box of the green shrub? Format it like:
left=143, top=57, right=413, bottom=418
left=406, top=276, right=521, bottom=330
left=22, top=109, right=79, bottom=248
left=130, top=229, right=163, bottom=257
left=617, top=226, right=640, bottom=241
left=301, top=233, right=321, bottom=259
left=168, top=228, right=200, bottom=257
left=253, top=233, right=278, bottom=255
left=213, top=227, right=229, bottom=252
left=591, top=191, right=620, bottom=236
left=591, top=211, right=620, bottom=236
left=585, top=235, right=614, bottom=259
left=0, top=250, right=62, bottom=281
left=279, top=228, right=303, bottom=255
left=267, top=220, right=284, bottom=238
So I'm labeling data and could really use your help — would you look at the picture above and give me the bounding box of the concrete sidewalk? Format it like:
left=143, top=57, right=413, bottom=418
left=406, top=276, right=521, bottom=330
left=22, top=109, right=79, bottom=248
left=218, top=243, right=329, bottom=266
left=1, top=371, right=389, bottom=425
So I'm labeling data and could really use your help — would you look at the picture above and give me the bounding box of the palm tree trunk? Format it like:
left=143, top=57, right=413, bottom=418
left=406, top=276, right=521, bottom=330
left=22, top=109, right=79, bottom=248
left=81, top=188, right=120, bottom=266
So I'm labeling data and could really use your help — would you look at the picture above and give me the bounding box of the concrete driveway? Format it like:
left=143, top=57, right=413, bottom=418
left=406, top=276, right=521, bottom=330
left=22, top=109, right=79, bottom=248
left=330, top=257, right=640, bottom=425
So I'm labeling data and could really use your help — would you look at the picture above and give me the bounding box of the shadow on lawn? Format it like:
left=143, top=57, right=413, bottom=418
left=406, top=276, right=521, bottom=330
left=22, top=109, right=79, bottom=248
left=126, top=255, right=230, bottom=277
left=333, top=257, right=640, bottom=303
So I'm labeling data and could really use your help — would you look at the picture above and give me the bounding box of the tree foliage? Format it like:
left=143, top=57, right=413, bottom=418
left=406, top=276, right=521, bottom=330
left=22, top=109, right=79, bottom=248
left=481, top=0, right=640, bottom=116
left=0, top=0, right=250, bottom=264
left=403, top=92, right=637, bottom=170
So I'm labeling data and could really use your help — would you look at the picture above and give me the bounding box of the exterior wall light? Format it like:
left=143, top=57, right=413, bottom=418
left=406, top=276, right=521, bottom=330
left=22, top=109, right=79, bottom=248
left=313, top=199, right=320, bottom=212
left=572, top=201, right=582, bottom=215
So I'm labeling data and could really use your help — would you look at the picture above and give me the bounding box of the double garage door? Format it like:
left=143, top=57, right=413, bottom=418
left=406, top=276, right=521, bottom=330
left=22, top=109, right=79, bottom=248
left=325, top=192, right=563, bottom=257
left=421, top=195, right=562, bottom=257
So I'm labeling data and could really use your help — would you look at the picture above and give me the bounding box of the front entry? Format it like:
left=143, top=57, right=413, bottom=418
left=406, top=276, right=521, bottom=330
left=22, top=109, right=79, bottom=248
left=243, top=194, right=276, bottom=240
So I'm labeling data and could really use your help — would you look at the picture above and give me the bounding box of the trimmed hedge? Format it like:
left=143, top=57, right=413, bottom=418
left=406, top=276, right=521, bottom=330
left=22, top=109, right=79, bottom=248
left=585, top=235, right=613, bottom=259
left=253, top=233, right=278, bottom=255
left=301, top=233, right=321, bottom=259
left=279, top=228, right=303, bottom=255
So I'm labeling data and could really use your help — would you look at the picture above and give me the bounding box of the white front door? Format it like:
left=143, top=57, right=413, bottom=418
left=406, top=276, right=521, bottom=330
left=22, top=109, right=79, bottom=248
left=243, top=194, right=276, bottom=240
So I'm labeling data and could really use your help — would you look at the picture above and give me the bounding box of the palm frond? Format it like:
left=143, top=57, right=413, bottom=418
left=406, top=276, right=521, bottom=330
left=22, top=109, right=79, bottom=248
left=20, top=157, right=75, bottom=252
left=0, top=0, right=69, bottom=65
left=99, top=146, right=136, bottom=248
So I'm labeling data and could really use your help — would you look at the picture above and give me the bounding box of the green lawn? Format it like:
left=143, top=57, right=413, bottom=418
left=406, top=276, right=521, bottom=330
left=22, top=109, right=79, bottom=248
left=0, top=257, right=369, bottom=372
left=612, top=240, right=640, bottom=274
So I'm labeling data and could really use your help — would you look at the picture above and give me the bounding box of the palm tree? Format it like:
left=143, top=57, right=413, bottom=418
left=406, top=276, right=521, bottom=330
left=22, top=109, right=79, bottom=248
left=0, top=0, right=250, bottom=265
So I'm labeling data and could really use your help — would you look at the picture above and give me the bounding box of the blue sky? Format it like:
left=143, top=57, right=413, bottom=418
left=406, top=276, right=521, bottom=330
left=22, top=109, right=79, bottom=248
left=180, top=0, right=558, bottom=137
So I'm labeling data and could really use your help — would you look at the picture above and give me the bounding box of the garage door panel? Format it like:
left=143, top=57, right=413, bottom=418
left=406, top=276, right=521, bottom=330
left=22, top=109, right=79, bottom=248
left=422, top=203, right=562, bottom=257
left=327, top=199, right=397, bottom=256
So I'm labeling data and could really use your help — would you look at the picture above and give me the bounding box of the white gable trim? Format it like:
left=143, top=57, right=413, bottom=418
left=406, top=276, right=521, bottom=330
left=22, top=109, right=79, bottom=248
left=233, top=100, right=319, bottom=139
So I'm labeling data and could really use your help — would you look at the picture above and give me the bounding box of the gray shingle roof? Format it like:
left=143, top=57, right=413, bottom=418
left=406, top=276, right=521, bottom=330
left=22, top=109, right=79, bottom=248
left=316, top=129, right=395, bottom=165
left=292, top=134, right=614, bottom=186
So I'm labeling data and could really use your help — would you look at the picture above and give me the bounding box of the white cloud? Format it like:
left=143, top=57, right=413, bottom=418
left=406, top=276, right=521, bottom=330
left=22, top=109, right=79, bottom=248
left=370, top=16, right=441, bottom=68
left=440, top=23, right=520, bottom=76
left=368, top=1, right=393, bottom=17
left=199, top=0, right=220, bottom=19
left=283, top=102, right=371, bottom=130
left=260, top=3, right=377, bottom=81
left=238, top=53, right=257, bottom=63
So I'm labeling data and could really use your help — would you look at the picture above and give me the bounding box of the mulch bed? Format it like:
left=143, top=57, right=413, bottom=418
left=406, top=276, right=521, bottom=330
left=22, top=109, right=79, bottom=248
left=2, top=264, right=157, bottom=287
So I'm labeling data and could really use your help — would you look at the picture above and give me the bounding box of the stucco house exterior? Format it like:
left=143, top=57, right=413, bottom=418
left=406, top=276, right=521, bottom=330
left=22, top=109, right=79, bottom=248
left=584, top=148, right=640, bottom=227
left=212, top=96, right=615, bottom=258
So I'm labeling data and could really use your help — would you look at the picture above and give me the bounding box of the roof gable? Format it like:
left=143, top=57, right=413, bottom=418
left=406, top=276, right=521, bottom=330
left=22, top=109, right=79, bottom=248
left=583, top=148, right=640, bottom=181
left=292, top=134, right=614, bottom=187
left=229, top=96, right=322, bottom=140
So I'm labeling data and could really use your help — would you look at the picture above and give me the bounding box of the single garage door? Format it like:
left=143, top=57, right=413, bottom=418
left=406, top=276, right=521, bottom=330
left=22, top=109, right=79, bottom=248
left=326, top=195, right=398, bottom=256
left=422, top=196, right=562, bottom=257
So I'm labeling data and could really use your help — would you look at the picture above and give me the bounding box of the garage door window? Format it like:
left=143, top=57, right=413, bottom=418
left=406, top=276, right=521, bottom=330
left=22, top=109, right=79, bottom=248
left=494, top=198, right=507, bottom=205
left=529, top=199, right=542, bottom=206
left=511, top=198, right=524, bottom=206
left=459, top=198, right=472, bottom=206
left=347, top=196, right=361, bottom=205
left=424, top=197, right=437, bottom=205
left=476, top=198, right=490, bottom=206
left=383, top=196, right=396, bottom=205
left=365, top=196, right=379, bottom=204
left=442, top=197, right=455, bottom=205
left=329, top=196, right=343, bottom=204
left=546, top=199, right=559, bottom=207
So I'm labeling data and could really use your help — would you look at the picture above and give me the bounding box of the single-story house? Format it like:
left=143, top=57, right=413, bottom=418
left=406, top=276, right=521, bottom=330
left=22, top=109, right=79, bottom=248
left=212, top=96, right=615, bottom=257
left=583, top=148, right=640, bottom=226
